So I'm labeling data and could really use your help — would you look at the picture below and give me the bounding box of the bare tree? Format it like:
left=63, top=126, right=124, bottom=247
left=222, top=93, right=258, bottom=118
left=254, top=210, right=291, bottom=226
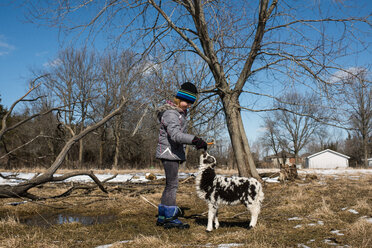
left=260, top=117, right=284, bottom=166
left=25, top=0, right=371, bottom=178
left=260, top=92, right=326, bottom=163
left=99, top=51, right=149, bottom=169
left=41, top=48, right=98, bottom=167
left=0, top=76, right=49, bottom=140
left=335, top=68, right=372, bottom=167
left=0, top=97, right=127, bottom=199
left=0, top=76, right=67, bottom=168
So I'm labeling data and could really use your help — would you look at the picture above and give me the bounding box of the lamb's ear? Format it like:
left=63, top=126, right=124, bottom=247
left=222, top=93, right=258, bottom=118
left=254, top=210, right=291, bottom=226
left=204, top=155, right=215, bottom=165
left=201, top=150, right=208, bottom=158
left=211, top=158, right=217, bottom=167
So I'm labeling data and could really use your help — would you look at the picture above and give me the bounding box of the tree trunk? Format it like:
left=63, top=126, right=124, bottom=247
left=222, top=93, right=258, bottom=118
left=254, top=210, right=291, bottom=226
left=222, top=95, right=260, bottom=179
left=113, top=133, right=120, bottom=170
left=237, top=110, right=260, bottom=179
left=99, top=141, right=104, bottom=168
left=79, top=138, right=83, bottom=165
left=79, top=121, right=84, bottom=165
left=112, top=118, right=121, bottom=170
left=363, top=136, right=368, bottom=167
left=99, top=127, right=105, bottom=168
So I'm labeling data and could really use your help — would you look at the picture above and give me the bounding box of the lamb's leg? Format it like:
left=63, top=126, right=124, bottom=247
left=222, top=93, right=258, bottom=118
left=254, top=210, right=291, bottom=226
left=247, top=201, right=261, bottom=228
left=214, top=207, right=219, bottom=229
left=207, top=203, right=217, bottom=232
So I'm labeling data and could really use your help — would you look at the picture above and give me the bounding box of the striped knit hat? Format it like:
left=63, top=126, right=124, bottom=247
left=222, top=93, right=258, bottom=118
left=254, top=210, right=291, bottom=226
left=176, top=82, right=198, bottom=103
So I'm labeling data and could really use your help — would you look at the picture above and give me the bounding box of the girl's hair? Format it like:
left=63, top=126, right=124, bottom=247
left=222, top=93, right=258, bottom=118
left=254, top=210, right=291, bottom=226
left=173, top=97, right=181, bottom=107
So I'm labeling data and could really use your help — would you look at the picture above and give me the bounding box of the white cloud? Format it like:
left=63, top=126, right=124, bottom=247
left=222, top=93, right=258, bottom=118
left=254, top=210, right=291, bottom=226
left=35, top=51, right=49, bottom=57
left=0, top=35, right=15, bottom=56
left=256, top=127, right=267, bottom=133
left=329, top=67, right=365, bottom=83
left=141, top=60, right=160, bottom=75
left=43, top=58, right=62, bottom=68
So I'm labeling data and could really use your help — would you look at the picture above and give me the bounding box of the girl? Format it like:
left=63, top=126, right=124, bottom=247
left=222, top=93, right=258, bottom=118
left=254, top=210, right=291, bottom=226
left=155, top=82, right=207, bottom=229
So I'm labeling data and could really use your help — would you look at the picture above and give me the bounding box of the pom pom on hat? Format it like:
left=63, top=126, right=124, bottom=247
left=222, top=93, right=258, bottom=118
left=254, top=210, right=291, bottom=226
left=176, top=82, right=198, bottom=103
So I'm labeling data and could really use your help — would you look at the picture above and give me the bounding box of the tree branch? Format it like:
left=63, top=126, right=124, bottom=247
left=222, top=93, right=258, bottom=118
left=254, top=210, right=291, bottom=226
left=148, top=0, right=211, bottom=64
left=0, top=75, right=47, bottom=140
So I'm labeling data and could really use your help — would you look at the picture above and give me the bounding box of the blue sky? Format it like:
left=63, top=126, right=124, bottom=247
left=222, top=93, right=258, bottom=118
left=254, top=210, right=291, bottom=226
left=0, top=2, right=370, bottom=144
left=0, top=3, right=60, bottom=106
left=0, top=2, right=267, bottom=142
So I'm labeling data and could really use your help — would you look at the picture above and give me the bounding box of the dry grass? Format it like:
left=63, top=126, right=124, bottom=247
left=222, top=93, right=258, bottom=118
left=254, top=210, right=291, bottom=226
left=0, top=173, right=371, bottom=248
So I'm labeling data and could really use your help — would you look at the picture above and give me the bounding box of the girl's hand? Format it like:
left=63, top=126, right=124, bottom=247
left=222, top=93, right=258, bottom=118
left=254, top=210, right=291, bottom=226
left=192, top=137, right=208, bottom=150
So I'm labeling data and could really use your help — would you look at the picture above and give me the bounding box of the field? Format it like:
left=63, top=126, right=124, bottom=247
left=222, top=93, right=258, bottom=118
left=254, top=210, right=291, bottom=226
left=0, top=169, right=371, bottom=248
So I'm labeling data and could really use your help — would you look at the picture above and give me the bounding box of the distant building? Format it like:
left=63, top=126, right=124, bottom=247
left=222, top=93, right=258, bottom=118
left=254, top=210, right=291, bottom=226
left=263, top=151, right=296, bottom=168
left=305, top=149, right=350, bottom=169
left=368, top=158, right=372, bottom=167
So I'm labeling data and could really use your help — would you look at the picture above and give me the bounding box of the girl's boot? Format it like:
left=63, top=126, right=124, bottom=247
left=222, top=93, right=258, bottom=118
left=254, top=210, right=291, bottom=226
left=156, top=204, right=165, bottom=226
left=163, top=205, right=190, bottom=229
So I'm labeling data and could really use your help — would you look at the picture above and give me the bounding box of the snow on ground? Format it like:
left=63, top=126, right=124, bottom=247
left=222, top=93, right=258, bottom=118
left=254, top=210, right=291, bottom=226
left=95, top=240, right=131, bottom=248
left=0, top=172, right=167, bottom=185
left=258, top=168, right=372, bottom=176
left=1, top=168, right=371, bottom=185
left=298, top=168, right=372, bottom=176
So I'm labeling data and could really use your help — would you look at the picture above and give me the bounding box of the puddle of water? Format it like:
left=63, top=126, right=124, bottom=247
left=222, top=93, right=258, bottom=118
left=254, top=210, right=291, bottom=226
left=19, top=213, right=117, bottom=227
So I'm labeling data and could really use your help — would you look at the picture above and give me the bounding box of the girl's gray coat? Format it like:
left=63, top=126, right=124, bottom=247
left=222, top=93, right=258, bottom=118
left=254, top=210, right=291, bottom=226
left=155, top=102, right=194, bottom=161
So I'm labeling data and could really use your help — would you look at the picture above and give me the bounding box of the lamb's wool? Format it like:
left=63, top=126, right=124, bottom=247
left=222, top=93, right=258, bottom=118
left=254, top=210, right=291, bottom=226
left=196, top=152, right=264, bottom=232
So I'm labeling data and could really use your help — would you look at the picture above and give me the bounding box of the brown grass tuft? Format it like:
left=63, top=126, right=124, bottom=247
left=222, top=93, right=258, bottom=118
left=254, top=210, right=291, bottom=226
left=0, top=215, right=19, bottom=227
left=310, top=197, right=336, bottom=219
left=344, top=218, right=372, bottom=248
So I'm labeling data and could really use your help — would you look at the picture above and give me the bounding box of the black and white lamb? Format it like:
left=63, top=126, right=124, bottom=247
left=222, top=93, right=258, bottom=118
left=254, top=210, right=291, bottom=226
left=196, top=152, right=264, bottom=232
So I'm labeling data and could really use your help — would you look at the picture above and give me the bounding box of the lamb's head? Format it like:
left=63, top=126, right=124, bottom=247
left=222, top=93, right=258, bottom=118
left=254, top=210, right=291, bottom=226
left=199, top=152, right=217, bottom=170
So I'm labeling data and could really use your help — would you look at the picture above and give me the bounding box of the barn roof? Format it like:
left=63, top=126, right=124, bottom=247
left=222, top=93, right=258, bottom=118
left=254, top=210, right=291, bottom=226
left=307, top=149, right=350, bottom=159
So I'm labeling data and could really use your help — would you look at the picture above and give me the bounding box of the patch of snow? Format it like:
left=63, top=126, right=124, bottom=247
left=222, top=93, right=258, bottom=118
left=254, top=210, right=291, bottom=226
left=217, top=244, right=244, bottom=248
left=330, top=230, right=344, bottom=236
left=294, top=224, right=303, bottom=229
left=297, top=244, right=311, bottom=248
left=324, top=239, right=338, bottom=246
left=341, top=207, right=359, bottom=214
left=262, top=177, right=279, bottom=183
left=360, top=216, right=372, bottom=224
left=189, top=244, right=243, bottom=248
left=95, top=240, right=131, bottom=248
left=288, top=217, right=303, bottom=221
left=0, top=172, right=167, bottom=185
left=0, top=172, right=36, bottom=185
left=348, top=209, right=359, bottom=214
left=306, top=221, right=324, bottom=227
left=299, top=168, right=372, bottom=176
left=348, top=176, right=360, bottom=180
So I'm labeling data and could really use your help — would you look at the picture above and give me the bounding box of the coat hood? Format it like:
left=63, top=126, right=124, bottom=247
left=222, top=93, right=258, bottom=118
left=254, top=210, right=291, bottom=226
left=155, top=101, right=186, bottom=121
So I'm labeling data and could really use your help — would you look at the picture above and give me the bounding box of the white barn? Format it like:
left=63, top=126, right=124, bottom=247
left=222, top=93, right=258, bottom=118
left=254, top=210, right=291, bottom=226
left=305, top=149, right=350, bottom=169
